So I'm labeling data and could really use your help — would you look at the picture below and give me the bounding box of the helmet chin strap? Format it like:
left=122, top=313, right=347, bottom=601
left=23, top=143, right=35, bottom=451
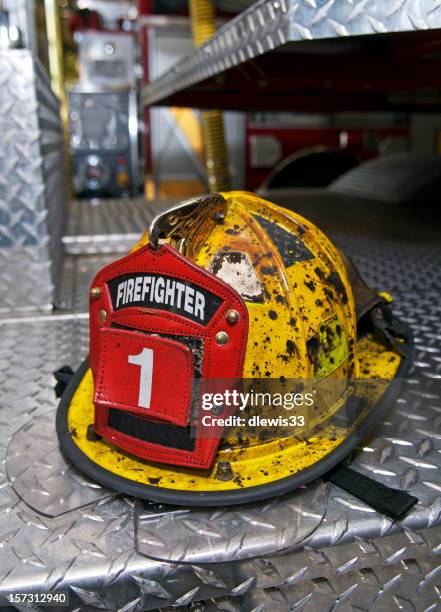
left=339, top=250, right=383, bottom=320
left=341, top=251, right=412, bottom=358
left=327, top=464, right=418, bottom=520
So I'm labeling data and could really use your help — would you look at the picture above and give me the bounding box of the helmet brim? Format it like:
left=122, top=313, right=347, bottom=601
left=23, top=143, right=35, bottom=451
left=56, top=318, right=413, bottom=507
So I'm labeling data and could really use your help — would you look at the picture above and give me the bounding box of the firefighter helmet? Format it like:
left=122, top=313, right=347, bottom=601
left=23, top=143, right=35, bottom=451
left=57, top=191, right=412, bottom=505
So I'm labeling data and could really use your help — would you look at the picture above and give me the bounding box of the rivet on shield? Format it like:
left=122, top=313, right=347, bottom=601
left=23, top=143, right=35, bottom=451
left=90, top=286, right=101, bottom=299
left=86, top=424, right=101, bottom=442
left=98, top=309, right=107, bottom=322
left=167, top=214, right=178, bottom=226
left=226, top=310, right=240, bottom=325
left=215, top=461, right=234, bottom=481
left=214, top=211, right=225, bottom=224
left=215, top=331, right=229, bottom=345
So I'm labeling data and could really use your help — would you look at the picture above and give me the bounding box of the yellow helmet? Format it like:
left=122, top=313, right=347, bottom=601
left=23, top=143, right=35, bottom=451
left=57, top=191, right=412, bottom=506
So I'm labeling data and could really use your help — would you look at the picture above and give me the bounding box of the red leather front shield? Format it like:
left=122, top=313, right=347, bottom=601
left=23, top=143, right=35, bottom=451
left=89, top=243, right=248, bottom=469
left=94, top=328, right=193, bottom=426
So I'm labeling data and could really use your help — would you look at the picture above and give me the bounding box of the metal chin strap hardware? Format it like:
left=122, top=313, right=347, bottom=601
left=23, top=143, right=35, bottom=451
left=371, top=305, right=410, bottom=358
left=148, top=193, right=226, bottom=251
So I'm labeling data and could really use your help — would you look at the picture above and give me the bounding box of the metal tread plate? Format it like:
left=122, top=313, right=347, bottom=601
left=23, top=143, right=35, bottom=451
left=134, top=480, right=328, bottom=564
left=0, top=206, right=440, bottom=609
left=141, top=0, right=441, bottom=107
left=224, top=554, right=441, bottom=612
left=0, top=50, right=66, bottom=315
left=63, top=198, right=152, bottom=255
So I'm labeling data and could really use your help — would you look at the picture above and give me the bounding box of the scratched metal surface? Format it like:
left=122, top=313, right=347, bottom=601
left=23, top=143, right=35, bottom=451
left=0, top=200, right=440, bottom=609
left=141, top=0, right=441, bottom=107
left=135, top=480, right=327, bottom=564
left=7, top=411, right=115, bottom=518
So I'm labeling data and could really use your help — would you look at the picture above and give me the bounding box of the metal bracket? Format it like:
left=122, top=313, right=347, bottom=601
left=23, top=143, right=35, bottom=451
left=148, top=193, right=226, bottom=250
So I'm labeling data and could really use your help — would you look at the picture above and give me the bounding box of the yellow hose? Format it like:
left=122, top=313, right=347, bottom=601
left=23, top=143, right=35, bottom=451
left=189, top=0, right=230, bottom=192
left=190, top=0, right=216, bottom=45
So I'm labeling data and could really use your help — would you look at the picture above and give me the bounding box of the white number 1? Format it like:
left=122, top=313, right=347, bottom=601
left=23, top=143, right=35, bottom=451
left=128, top=348, right=154, bottom=409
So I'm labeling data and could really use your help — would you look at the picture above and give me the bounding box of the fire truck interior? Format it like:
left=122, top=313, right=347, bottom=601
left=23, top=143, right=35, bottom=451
left=0, top=1, right=441, bottom=610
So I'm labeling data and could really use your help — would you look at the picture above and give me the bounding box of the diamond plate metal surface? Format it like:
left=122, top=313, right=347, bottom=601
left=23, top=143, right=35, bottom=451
left=6, top=411, right=114, bottom=518
left=239, top=555, right=441, bottom=611
left=0, top=50, right=66, bottom=314
left=0, top=197, right=441, bottom=609
left=142, top=0, right=441, bottom=107
left=58, top=199, right=157, bottom=311
left=135, top=480, right=327, bottom=564
left=56, top=253, right=118, bottom=312
left=63, top=198, right=154, bottom=255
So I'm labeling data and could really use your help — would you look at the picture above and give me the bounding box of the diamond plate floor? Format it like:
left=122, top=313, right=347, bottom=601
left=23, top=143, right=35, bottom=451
left=63, top=198, right=153, bottom=255
left=0, top=197, right=440, bottom=610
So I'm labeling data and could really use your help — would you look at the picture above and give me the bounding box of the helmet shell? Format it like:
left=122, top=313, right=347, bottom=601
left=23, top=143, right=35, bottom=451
left=190, top=191, right=357, bottom=382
